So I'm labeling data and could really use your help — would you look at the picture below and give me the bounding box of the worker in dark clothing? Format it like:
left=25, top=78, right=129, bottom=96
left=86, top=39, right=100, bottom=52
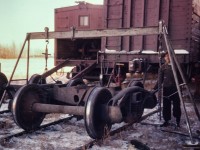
left=154, top=52, right=181, bottom=127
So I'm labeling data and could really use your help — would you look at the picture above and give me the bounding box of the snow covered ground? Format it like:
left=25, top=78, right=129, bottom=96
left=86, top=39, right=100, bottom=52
left=0, top=101, right=199, bottom=150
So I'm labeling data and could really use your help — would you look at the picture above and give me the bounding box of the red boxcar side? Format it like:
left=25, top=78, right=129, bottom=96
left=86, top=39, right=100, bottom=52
left=102, top=0, right=200, bottom=63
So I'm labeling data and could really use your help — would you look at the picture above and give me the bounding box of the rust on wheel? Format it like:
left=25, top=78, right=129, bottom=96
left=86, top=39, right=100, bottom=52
left=12, top=84, right=46, bottom=131
left=29, top=74, right=46, bottom=84
left=84, top=87, right=112, bottom=139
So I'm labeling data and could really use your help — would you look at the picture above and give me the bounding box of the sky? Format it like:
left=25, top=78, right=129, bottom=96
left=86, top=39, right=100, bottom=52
left=0, top=0, right=103, bottom=55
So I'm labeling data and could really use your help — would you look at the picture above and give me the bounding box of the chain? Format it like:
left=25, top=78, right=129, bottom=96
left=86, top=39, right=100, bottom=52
left=42, top=39, right=51, bottom=72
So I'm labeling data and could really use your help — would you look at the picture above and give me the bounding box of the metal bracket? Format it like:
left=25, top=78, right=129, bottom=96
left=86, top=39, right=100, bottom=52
left=71, top=26, right=76, bottom=41
left=158, top=20, right=163, bottom=34
left=44, top=27, right=49, bottom=40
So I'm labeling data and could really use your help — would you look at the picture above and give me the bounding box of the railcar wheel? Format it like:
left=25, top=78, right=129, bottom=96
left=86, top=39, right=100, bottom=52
left=127, top=80, right=144, bottom=122
left=29, top=74, right=46, bottom=84
left=67, top=78, right=85, bottom=87
left=127, top=79, right=144, bottom=88
left=84, top=87, right=112, bottom=139
left=12, top=84, right=46, bottom=131
left=128, top=80, right=144, bottom=121
left=0, top=72, right=8, bottom=99
left=122, top=91, right=144, bottom=123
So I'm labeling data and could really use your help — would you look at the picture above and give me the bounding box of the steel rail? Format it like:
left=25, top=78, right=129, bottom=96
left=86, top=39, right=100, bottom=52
left=76, top=109, right=160, bottom=150
left=161, top=129, right=200, bottom=140
left=0, top=116, right=74, bottom=143
left=0, top=110, right=10, bottom=114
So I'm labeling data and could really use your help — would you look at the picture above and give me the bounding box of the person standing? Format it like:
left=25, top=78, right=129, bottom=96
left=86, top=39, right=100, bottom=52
left=154, top=51, right=181, bottom=127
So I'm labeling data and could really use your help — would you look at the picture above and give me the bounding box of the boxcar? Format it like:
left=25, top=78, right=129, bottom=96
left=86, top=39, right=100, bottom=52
left=53, top=0, right=200, bottom=80
left=54, top=2, right=103, bottom=66
left=55, top=0, right=200, bottom=65
left=102, top=0, right=200, bottom=64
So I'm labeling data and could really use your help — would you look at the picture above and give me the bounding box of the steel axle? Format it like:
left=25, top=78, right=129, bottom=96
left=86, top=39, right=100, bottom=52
left=32, top=103, right=122, bottom=123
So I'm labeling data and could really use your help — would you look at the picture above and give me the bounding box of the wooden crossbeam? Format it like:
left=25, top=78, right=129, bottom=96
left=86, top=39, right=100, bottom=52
left=28, top=27, right=159, bottom=40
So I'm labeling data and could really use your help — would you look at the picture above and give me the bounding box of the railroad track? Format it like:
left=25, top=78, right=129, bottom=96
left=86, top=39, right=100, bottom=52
left=76, top=109, right=159, bottom=150
left=0, top=107, right=198, bottom=149
left=1, top=118, right=131, bottom=149
left=0, top=110, right=9, bottom=114
left=76, top=108, right=200, bottom=149
left=0, top=115, right=75, bottom=147
left=0, top=110, right=158, bottom=149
